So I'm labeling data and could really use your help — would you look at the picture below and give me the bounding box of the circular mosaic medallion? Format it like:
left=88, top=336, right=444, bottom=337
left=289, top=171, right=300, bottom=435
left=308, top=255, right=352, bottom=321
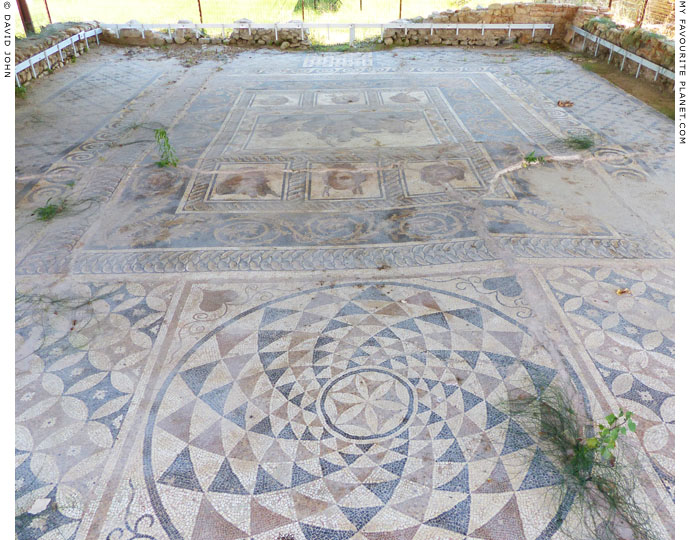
left=145, top=283, right=570, bottom=540
left=319, top=367, right=416, bottom=442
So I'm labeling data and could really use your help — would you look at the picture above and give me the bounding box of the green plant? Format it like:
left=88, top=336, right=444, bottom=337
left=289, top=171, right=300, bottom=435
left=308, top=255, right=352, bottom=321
left=564, top=135, right=595, bottom=150
left=70, top=56, right=76, bottom=63
left=506, top=386, right=661, bottom=540
left=66, top=180, right=75, bottom=187
left=154, top=128, right=178, bottom=167
left=586, top=16, right=618, bottom=30
left=15, top=85, right=27, bottom=98
left=32, top=198, right=66, bottom=221
left=585, top=410, right=636, bottom=462
left=524, top=150, right=545, bottom=164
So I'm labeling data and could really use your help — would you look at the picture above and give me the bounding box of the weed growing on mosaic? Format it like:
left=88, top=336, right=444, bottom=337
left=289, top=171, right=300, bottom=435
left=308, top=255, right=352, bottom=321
left=154, top=128, right=178, bottom=167
left=15, top=85, right=27, bottom=99
left=564, top=135, right=595, bottom=150
left=523, top=150, right=545, bottom=164
left=506, top=386, right=661, bottom=540
left=32, top=198, right=66, bottom=221
left=26, top=192, right=97, bottom=225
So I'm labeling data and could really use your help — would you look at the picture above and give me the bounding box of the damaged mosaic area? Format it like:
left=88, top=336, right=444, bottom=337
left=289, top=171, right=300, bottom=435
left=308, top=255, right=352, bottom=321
left=15, top=45, right=673, bottom=540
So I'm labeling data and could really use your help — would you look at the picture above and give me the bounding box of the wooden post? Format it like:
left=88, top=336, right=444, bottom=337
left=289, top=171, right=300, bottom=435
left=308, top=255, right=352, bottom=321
left=16, top=0, right=36, bottom=35
left=360, top=0, right=363, bottom=11
left=43, top=0, right=52, bottom=24
left=197, top=0, right=204, bottom=23
left=302, top=0, right=305, bottom=20
left=399, top=0, right=402, bottom=19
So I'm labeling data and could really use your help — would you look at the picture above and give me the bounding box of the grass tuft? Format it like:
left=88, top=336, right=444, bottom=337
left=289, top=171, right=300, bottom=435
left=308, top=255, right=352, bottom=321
left=32, top=198, right=66, bottom=221
left=523, top=150, right=545, bottom=164
left=505, top=386, right=663, bottom=540
left=16, top=85, right=27, bottom=99
left=564, top=135, right=595, bottom=150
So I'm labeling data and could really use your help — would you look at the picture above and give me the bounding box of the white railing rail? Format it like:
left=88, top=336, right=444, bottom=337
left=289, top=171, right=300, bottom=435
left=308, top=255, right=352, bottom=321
left=15, top=27, right=103, bottom=86
left=100, top=21, right=554, bottom=46
left=571, top=25, right=674, bottom=81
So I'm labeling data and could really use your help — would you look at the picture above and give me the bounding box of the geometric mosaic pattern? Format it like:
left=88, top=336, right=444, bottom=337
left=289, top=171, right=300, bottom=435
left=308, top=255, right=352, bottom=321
left=543, top=266, right=675, bottom=499
left=146, top=283, right=566, bottom=540
left=16, top=45, right=674, bottom=540
left=16, top=60, right=673, bottom=276
left=15, top=281, right=174, bottom=540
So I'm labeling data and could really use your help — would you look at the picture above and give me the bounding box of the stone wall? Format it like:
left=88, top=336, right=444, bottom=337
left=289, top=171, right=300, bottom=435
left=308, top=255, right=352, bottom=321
left=100, top=19, right=311, bottom=49
left=382, top=4, right=606, bottom=47
left=15, top=22, right=99, bottom=85
left=565, top=16, right=674, bottom=86
left=15, top=7, right=674, bottom=91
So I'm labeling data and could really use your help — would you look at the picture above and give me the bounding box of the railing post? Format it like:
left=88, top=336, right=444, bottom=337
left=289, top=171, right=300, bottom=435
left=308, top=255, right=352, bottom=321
left=349, top=24, right=355, bottom=47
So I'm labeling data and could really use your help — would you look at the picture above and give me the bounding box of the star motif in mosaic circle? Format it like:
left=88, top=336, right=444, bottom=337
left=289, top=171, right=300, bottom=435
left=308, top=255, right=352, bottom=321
left=320, top=367, right=415, bottom=441
left=146, top=283, right=569, bottom=540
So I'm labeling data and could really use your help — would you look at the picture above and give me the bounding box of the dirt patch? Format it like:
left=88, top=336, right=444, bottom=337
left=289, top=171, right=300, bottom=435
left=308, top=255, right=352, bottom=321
left=576, top=57, right=674, bottom=119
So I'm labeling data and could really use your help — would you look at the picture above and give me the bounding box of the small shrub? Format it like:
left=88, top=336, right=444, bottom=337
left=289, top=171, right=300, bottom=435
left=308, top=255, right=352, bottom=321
left=15, top=86, right=27, bottom=99
left=506, top=386, right=661, bottom=540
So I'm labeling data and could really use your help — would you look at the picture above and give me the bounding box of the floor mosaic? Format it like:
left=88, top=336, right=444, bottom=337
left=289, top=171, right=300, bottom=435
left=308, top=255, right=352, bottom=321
left=15, top=45, right=673, bottom=540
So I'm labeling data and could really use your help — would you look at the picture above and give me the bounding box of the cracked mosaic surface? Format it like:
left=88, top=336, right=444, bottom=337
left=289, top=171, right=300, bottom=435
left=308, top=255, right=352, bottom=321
left=15, top=45, right=673, bottom=540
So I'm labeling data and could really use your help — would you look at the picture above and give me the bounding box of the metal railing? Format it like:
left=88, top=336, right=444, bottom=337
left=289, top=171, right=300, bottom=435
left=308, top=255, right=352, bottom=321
left=15, top=27, right=103, bottom=86
left=571, top=25, right=674, bottom=81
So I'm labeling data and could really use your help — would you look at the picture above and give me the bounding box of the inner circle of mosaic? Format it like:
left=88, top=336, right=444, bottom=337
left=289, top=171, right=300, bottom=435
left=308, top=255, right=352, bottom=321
left=148, top=283, right=566, bottom=539
left=319, top=367, right=416, bottom=442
